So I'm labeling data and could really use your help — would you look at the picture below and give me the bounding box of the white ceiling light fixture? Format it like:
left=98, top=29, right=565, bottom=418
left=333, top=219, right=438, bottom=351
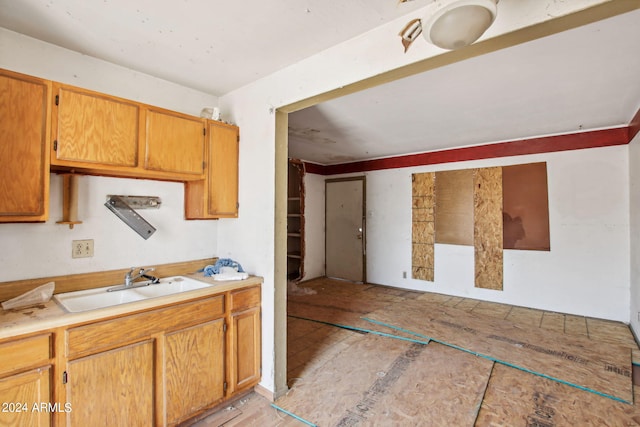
left=399, top=0, right=498, bottom=52
left=422, top=0, right=498, bottom=50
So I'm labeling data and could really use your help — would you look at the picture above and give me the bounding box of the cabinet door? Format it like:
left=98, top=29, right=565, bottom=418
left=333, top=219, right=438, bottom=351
left=184, top=121, right=239, bottom=219
left=145, top=109, right=205, bottom=176
left=0, top=368, right=51, bottom=427
left=230, top=307, right=261, bottom=392
left=66, top=340, right=155, bottom=426
left=207, top=121, right=239, bottom=217
left=53, top=85, right=139, bottom=167
left=164, top=319, right=225, bottom=425
left=0, top=70, right=50, bottom=222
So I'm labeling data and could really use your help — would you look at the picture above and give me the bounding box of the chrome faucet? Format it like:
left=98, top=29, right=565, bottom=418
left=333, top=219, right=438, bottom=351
left=107, top=267, right=159, bottom=292
left=124, top=267, right=156, bottom=287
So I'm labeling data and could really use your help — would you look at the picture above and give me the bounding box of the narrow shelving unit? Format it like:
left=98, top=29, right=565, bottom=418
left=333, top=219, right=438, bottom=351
left=287, top=160, right=305, bottom=281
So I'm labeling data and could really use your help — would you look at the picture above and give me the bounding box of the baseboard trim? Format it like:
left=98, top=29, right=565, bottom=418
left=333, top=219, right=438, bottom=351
left=254, top=383, right=290, bottom=402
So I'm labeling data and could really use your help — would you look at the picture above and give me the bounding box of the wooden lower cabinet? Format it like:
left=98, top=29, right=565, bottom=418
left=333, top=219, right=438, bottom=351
left=0, top=285, right=261, bottom=427
left=230, top=307, right=261, bottom=392
left=164, top=319, right=225, bottom=425
left=0, top=333, right=53, bottom=426
left=56, top=286, right=260, bottom=426
left=66, top=340, right=155, bottom=426
left=228, top=286, right=262, bottom=394
left=0, top=368, right=51, bottom=427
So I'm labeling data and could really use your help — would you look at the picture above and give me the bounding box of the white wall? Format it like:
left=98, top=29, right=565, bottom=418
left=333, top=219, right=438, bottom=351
left=0, top=29, right=220, bottom=281
left=1, top=0, right=612, bottom=395
left=302, top=172, right=326, bottom=280
left=629, top=131, right=640, bottom=337
left=305, top=145, right=630, bottom=322
left=217, top=0, right=617, bottom=395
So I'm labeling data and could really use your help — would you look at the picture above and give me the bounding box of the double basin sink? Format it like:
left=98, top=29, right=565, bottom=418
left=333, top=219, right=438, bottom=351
left=53, top=276, right=212, bottom=313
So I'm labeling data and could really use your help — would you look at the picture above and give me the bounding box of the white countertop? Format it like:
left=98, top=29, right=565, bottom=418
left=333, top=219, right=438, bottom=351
left=0, top=273, right=262, bottom=340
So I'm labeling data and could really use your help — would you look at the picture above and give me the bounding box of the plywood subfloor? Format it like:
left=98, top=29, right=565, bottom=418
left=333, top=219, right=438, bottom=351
left=281, top=333, right=494, bottom=426
left=190, top=392, right=306, bottom=426
left=193, top=278, right=639, bottom=426
left=365, top=299, right=633, bottom=404
left=477, top=363, right=640, bottom=426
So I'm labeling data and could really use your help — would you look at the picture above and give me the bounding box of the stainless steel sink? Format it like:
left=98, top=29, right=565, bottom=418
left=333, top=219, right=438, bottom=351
left=53, top=276, right=211, bottom=313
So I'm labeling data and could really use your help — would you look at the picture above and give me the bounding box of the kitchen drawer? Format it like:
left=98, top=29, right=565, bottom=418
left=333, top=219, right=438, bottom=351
left=230, top=286, right=260, bottom=312
left=0, top=334, right=51, bottom=377
left=66, top=295, right=224, bottom=359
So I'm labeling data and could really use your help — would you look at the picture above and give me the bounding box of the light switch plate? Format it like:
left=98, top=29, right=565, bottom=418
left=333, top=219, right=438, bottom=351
left=72, top=239, right=94, bottom=258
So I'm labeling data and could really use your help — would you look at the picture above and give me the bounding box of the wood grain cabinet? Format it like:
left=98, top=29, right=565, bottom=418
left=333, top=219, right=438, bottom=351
left=51, top=84, right=139, bottom=168
left=1, top=68, right=235, bottom=221
left=51, top=82, right=206, bottom=182
left=65, top=340, right=155, bottom=426
left=0, top=284, right=260, bottom=427
left=0, top=69, right=51, bottom=222
left=0, top=334, right=53, bottom=427
left=185, top=120, right=239, bottom=219
left=62, top=294, right=230, bottom=426
left=228, top=286, right=261, bottom=394
left=145, top=109, right=206, bottom=177
left=164, top=319, right=225, bottom=425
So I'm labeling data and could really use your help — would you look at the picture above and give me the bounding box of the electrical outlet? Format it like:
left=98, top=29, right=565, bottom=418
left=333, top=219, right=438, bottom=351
left=72, top=239, right=94, bottom=258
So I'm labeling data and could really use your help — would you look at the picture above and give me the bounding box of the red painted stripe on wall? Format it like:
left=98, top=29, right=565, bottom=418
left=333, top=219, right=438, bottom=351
left=302, top=161, right=326, bottom=175
left=630, top=107, right=640, bottom=142
left=304, top=127, right=630, bottom=176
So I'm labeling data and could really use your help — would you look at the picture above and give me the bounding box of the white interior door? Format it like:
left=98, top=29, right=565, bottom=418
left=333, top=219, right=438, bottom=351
left=325, top=177, right=365, bottom=282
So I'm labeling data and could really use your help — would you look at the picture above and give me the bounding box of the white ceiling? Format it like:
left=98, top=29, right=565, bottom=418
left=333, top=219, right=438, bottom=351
left=1, top=1, right=638, bottom=166
left=0, top=0, right=428, bottom=95
left=289, top=9, right=640, bottom=165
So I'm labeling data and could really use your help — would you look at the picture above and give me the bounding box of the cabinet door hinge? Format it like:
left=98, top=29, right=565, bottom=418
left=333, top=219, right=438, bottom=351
left=202, top=161, right=206, bottom=170
left=237, top=135, right=240, bottom=142
left=55, top=95, right=59, bottom=106
left=223, top=382, right=228, bottom=392
left=53, top=140, right=58, bottom=151
left=236, top=202, right=239, bottom=209
left=223, top=323, right=227, bottom=333
left=203, top=127, right=206, bottom=136
left=62, top=371, right=68, bottom=384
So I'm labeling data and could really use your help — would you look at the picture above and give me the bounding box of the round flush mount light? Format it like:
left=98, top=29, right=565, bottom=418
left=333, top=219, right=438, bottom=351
left=422, top=0, right=498, bottom=50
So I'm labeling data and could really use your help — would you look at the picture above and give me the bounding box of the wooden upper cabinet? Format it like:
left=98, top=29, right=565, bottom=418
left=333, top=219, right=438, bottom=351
left=144, top=109, right=205, bottom=176
left=185, top=120, right=239, bottom=219
left=0, top=69, right=51, bottom=222
left=208, top=121, right=239, bottom=217
left=50, top=81, right=206, bottom=181
left=52, top=84, right=139, bottom=167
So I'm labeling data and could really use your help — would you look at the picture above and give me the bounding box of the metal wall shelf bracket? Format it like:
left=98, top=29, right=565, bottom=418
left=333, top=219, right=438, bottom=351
left=104, top=195, right=157, bottom=240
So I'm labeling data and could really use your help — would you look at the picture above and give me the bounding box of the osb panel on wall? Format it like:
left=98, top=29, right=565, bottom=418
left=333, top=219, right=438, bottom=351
left=502, top=162, right=550, bottom=250
left=435, top=169, right=474, bottom=246
left=412, top=173, right=435, bottom=281
left=474, top=167, right=503, bottom=290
